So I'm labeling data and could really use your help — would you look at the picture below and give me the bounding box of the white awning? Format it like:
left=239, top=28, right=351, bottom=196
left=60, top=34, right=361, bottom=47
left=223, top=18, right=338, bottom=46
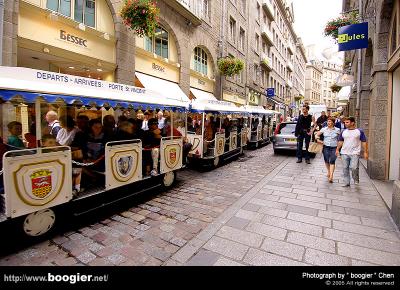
left=190, top=87, right=246, bottom=114
left=242, top=105, right=275, bottom=115
left=190, top=87, right=217, bottom=102
left=338, top=86, right=352, bottom=101
left=135, top=72, right=190, bottom=103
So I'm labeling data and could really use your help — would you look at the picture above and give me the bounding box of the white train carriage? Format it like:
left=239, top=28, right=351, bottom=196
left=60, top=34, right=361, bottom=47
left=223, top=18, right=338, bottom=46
left=186, top=88, right=248, bottom=168
left=0, top=66, right=189, bottom=237
left=243, top=105, right=277, bottom=149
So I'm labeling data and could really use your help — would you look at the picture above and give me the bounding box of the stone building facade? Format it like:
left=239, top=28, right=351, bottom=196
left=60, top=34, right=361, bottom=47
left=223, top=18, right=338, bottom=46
left=305, top=60, right=323, bottom=105
left=321, top=61, right=343, bottom=110
left=1, top=0, right=305, bottom=111
left=342, top=0, right=400, bottom=227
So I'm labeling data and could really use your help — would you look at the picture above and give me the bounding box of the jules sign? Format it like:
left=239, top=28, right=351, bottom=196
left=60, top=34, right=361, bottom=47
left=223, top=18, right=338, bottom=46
left=338, top=22, right=368, bottom=51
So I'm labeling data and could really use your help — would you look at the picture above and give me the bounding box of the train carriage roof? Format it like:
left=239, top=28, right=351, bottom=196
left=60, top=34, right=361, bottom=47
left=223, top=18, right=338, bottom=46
left=0, top=66, right=189, bottom=110
left=242, top=105, right=278, bottom=115
left=190, top=88, right=247, bottom=115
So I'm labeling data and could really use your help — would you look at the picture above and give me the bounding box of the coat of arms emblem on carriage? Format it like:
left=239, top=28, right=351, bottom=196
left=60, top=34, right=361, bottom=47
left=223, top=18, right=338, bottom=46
left=30, top=169, right=52, bottom=199
left=117, top=156, right=133, bottom=177
left=165, top=147, right=179, bottom=169
left=217, top=137, right=225, bottom=155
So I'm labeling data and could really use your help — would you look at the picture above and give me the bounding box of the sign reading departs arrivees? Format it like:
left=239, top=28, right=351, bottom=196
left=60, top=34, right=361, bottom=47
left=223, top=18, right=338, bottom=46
left=338, top=22, right=369, bottom=51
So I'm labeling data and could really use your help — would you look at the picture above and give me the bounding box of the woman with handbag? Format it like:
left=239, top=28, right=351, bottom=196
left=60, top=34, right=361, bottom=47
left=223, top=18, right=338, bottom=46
left=316, top=117, right=341, bottom=183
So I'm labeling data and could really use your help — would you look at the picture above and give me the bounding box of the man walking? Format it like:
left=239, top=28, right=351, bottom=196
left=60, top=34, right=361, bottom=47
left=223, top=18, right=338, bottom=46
left=295, top=106, right=315, bottom=164
left=336, top=117, right=368, bottom=186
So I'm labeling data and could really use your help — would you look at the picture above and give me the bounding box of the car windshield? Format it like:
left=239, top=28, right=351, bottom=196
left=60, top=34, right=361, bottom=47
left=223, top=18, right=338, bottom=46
left=278, top=123, right=296, bottom=135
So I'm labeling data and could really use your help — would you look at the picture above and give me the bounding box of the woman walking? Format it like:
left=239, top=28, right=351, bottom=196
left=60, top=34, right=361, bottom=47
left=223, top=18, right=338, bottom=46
left=316, top=117, right=341, bottom=183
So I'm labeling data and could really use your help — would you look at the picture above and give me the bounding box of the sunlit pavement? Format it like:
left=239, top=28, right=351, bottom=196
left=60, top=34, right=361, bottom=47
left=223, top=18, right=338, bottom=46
left=0, top=145, right=285, bottom=266
left=2, top=146, right=399, bottom=266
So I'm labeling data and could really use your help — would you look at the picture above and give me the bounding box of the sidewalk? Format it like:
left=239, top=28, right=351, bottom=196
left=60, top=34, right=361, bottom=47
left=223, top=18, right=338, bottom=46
left=166, top=155, right=400, bottom=266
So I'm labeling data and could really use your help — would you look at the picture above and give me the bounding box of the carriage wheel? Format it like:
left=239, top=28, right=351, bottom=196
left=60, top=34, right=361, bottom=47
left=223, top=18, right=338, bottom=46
left=162, top=171, right=176, bottom=188
left=23, top=209, right=56, bottom=237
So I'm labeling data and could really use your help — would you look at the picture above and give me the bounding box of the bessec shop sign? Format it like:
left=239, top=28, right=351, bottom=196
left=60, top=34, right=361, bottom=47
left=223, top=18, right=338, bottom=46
left=338, top=22, right=368, bottom=51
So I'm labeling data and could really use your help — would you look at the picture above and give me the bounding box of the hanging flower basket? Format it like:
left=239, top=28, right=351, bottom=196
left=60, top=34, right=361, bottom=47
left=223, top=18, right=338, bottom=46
left=120, top=0, right=160, bottom=38
left=330, top=84, right=342, bottom=93
left=217, top=57, right=244, bottom=77
left=324, top=11, right=359, bottom=42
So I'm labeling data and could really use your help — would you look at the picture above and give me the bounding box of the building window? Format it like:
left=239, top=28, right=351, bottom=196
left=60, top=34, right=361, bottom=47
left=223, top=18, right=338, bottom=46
left=47, top=0, right=96, bottom=27
left=230, top=17, right=236, bottom=43
left=74, top=0, right=95, bottom=27
left=255, top=33, right=260, bottom=51
left=194, top=47, right=208, bottom=75
left=47, top=0, right=72, bottom=17
left=257, top=2, right=261, bottom=21
left=239, top=28, right=245, bottom=51
left=202, top=0, right=211, bottom=21
left=145, top=26, right=169, bottom=59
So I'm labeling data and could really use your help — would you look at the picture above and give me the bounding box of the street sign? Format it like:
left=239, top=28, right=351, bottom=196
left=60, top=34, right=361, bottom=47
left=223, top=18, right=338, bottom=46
left=338, top=22, right=369, bottom=52
left=266, top=88, right=275, bottom=98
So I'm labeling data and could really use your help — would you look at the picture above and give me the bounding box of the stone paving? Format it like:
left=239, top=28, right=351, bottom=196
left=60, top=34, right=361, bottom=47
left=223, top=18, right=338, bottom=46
left=169, top=155, right=400, bottom=266
left=2, top=146, right=399, bottom=266
left=0, top=145, right=286, bottom=266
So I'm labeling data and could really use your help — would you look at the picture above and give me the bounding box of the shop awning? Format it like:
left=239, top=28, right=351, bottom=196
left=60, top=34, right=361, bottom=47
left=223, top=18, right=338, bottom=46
left=135, top=72, right=190, bottom=104
left=190, top=88, right=247, bottom=114
left=338, top=86, right=352, bottom=101
left=0, top=67, right=189, bottom=110
left=242, top=105, right=275, bottom=115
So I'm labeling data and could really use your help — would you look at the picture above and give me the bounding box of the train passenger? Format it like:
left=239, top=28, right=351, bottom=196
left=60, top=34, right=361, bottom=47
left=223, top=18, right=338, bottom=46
left=142, top=118, right=163, bottom=176
left=25, top=122, right=37, bottom=148
left=162, top=117, right=192, bottom=163
left=128, top=118, right=144, bottom=140
left=56, top=116, right=78, bottom=146
left=141, top=111, right=151, bottom=131
left=103, top=115, right=117, bottom=141
left=76, top=115, right=90, bottom=135
left=157, top=111, right=165, bottom=129
left=45, top=111, right=61, bottom=137
left=7, top=121, right=25, bottom=149
left=41, top=134, right=57, bottom=148
left=187, top=116, right=195, bottom=133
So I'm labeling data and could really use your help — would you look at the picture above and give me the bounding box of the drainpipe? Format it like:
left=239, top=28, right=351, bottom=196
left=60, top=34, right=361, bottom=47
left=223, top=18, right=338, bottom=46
left=219, top=0, right=227, bottom=101
left=0, top=0, right=4, bottom=66
left=355, top=0, right=363, bottom=119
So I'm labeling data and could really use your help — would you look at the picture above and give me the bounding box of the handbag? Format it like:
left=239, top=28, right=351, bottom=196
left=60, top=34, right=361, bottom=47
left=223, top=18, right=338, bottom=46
left=308, top=142, right=323, bottom=154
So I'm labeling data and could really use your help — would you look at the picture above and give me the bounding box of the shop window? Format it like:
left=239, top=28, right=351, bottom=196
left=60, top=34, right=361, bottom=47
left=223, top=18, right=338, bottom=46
left=74, top=0, right=96, bottom=28
left=145, top=26, right=169, bottom=59
left=47, top=0, right=71, bottom=17
left=194, top=47, right=208, bottom=75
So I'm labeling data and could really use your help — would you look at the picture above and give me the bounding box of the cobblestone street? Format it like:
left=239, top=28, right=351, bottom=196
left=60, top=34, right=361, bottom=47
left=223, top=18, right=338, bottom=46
left=1, top=145, right=399, bottom=266
left=0, top=146, right=286, bottom=266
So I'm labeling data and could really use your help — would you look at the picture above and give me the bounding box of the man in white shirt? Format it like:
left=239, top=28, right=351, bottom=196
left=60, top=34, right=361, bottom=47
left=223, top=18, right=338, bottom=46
left=157, top=111, right=165, bottom=129
left=45, top=111, right=61, bottom=137
left=336, top=117, right=368, bottom=187
left=141, top=112, right=150, bottom=131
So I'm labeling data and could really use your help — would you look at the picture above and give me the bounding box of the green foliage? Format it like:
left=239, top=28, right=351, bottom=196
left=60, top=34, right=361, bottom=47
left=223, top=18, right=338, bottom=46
left=330, top=84, right=342, bottom=93
left=217, top=57, right=245, bottom=77
left=120, top=0, right=160, bottom=38
left=324, top=11, right=359, bottom=42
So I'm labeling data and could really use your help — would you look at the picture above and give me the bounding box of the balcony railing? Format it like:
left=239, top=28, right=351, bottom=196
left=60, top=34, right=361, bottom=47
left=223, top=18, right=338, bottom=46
left=262, top=0, right=275, bottom=20
left=166, top=0, right=203, bottom=26
left=286, top=60, right=294, bottom=72
left=286, top=79, right=293, bottom=88
left=261, top=25, right=274, bottom=46
left=260, top=53, right=272, bottom=71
